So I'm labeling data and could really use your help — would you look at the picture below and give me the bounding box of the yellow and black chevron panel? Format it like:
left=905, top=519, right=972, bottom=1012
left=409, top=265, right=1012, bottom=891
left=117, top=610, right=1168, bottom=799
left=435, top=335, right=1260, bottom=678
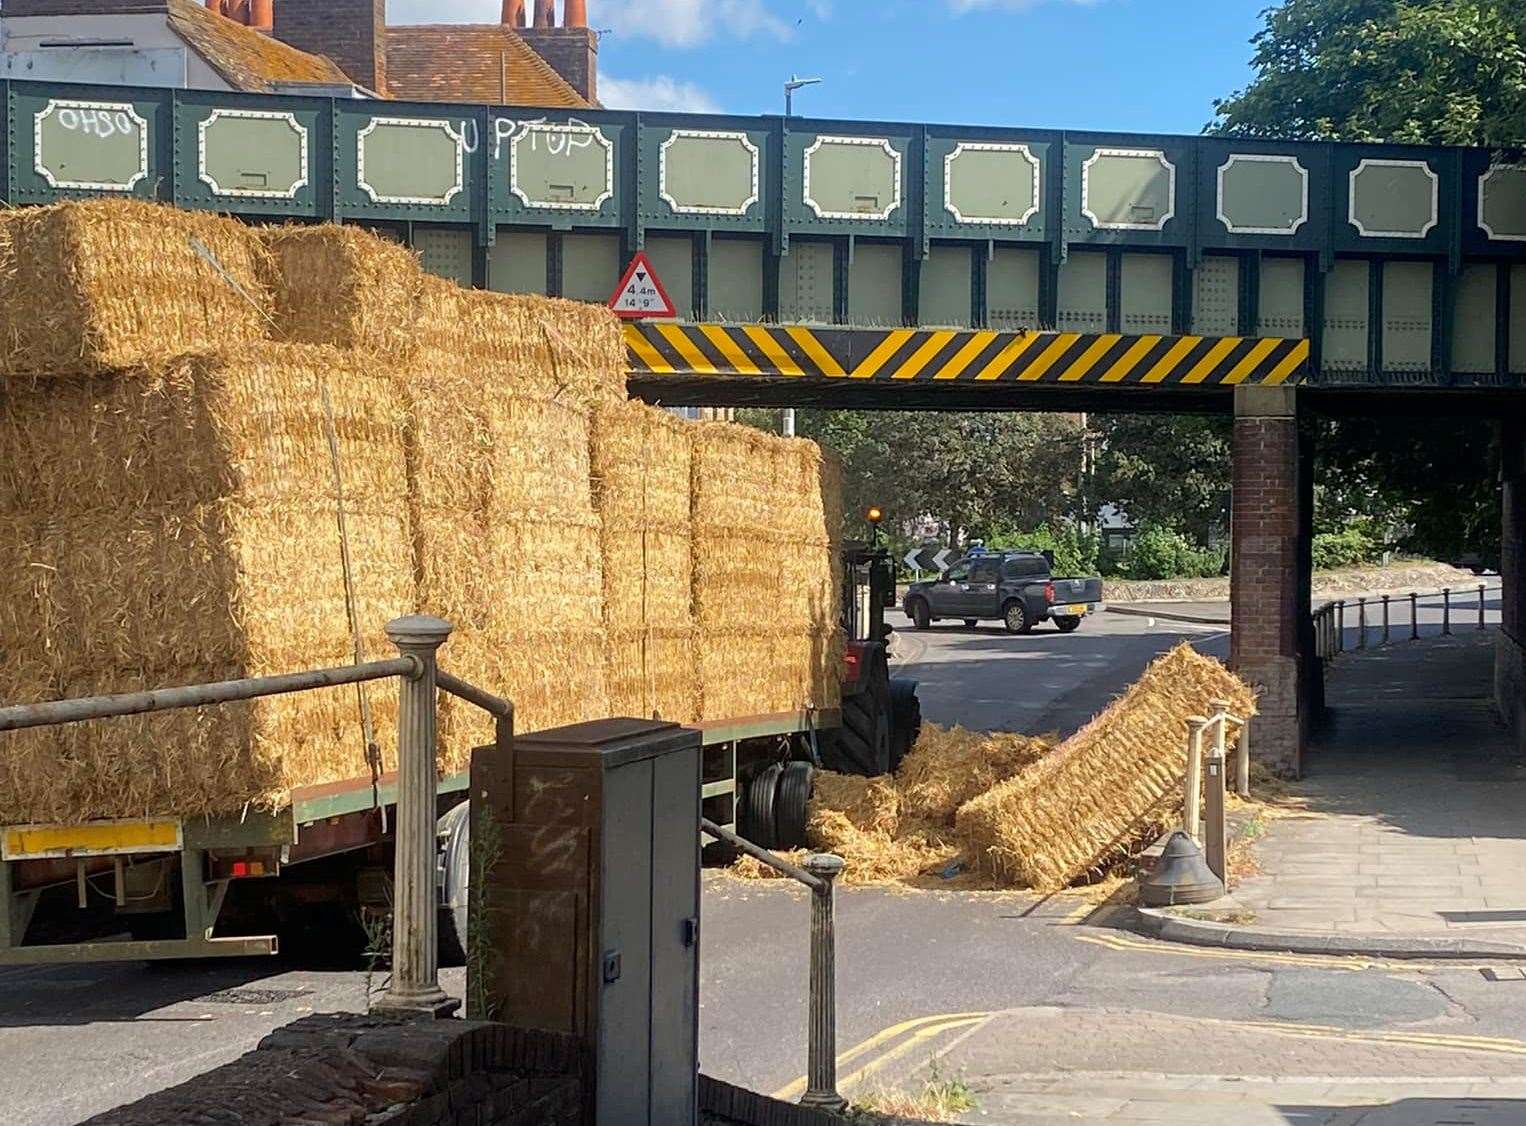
left=624, top=323, right=1309, bottom=387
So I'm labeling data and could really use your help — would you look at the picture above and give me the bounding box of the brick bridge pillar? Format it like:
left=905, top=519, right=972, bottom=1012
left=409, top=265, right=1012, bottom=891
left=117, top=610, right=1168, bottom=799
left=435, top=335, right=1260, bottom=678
left=1230, top=385, right=1310, bottom=776
left=1499, top=418, right=1526, bottom=754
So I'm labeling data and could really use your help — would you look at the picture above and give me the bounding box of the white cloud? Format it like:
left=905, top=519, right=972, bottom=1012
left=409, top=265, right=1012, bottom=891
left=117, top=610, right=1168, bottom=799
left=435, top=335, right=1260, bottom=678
left=599, top=73, right=722, bottom=113
left=385, top=0, right=803, bottom=48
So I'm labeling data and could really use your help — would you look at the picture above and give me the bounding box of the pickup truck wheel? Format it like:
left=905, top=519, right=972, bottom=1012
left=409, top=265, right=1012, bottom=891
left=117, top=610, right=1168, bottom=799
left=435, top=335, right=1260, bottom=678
left=1003, top=600, right=1031, bottom=635
left=774, top=762, right=814, bottom=849
left=1054, top=615, right=1082, bottom=633
left=742, top=763, right=783, bottom=849
left=962, top=619, right=978, bottom=629
left=908, top=598, right=931, bottom=630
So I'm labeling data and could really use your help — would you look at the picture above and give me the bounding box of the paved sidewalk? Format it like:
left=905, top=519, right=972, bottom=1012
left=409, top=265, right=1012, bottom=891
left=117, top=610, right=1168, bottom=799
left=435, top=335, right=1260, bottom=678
left=1221, top=631, right=1526, bottom=949
left=882, top=1007, right=1526, bottom=1125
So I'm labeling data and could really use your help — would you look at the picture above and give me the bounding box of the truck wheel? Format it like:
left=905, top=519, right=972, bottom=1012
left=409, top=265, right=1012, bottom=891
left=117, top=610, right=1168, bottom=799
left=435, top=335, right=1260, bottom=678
left=774, top=761, right=814, bottom=849
left=888, top=678, right=922, bottom=772
left=1003, top=600, right=1031, bottom=635
left=437, top=800, right=471, bottom=967
left=963, top=619, right=978, bottom=629
left=1054, top=616, right=1082, bottom=633
left=742, top=763, right=783, bottom=849
left=908, top=598, right=931, bottom=630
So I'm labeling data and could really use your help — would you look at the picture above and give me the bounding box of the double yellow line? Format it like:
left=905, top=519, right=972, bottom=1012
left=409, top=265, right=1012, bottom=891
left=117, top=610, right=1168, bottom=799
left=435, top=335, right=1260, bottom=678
left=770, top=1011, right=992, bottom=1101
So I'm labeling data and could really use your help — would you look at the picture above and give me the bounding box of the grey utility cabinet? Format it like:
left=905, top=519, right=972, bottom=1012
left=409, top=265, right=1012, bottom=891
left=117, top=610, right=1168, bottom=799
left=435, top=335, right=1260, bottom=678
left=470, top=718, right=702, bottom=1126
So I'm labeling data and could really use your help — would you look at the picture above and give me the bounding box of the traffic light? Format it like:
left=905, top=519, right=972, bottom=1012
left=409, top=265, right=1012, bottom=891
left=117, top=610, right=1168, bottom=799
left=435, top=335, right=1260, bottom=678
left=865, top=505, right=884, bottom=545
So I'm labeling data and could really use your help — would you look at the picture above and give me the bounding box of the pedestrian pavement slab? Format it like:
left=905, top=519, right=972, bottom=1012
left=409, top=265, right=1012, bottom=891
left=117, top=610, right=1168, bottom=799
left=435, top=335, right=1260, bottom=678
left=1216, top=633, right=1526, bottom=953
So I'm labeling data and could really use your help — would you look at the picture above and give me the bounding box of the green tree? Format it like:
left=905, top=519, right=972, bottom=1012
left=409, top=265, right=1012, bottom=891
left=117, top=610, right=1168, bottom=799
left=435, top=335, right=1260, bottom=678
left=1212, top=0, right=1526, bottom=146
left=1089, top=414, right=1233, bottom=548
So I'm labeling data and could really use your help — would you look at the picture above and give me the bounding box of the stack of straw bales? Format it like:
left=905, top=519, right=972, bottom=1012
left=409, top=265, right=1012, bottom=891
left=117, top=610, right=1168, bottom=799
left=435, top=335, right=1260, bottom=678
left=263, top=230, right=626, bottom=764
left=591, top=399, right=698, bottom=722
left=0, top=332, right=411, bottom=819
left=691, top=423, right=842, bottom=720
left=956, top=644, right=1255, bottom=892
left=0, top=200, right=270, bottom=377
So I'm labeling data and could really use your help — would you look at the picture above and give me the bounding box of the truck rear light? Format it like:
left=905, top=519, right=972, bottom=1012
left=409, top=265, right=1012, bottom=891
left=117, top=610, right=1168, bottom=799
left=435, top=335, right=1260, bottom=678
left=212, top=852, right=276, bottom=880
left=843, top=647, right=862, bottom=680
left=1045, top=582, right=1055, bottom=604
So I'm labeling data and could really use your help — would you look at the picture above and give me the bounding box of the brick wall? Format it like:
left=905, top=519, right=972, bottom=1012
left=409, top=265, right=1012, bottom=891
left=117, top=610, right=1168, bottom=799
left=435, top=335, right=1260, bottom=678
left=1229, top=387, right=1307, bottom=776
left=517, top=26, right=597, bottom=102
left=82, top=1013, right=585, bottom=1126
left=271, top=0, right=384, bottom=92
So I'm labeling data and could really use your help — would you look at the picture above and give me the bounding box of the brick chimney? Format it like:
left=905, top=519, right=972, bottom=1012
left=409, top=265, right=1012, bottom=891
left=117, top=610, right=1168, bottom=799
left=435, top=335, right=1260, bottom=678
left=502, top=0, right=526, bottom=27
left=272, top=0, right=386, bottom=93
left=517, top=0, right=598, bottom=103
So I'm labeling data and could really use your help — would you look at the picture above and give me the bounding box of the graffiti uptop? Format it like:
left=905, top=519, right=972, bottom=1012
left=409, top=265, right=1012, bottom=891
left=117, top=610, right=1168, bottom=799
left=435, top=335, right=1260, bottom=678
left=6, top=77, right=1525, bottom=260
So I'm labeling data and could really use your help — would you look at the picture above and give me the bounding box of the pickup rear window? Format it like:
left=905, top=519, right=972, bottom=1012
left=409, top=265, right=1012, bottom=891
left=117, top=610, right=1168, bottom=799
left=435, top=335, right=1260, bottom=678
left=1002, top=557, right=1048, bottom=579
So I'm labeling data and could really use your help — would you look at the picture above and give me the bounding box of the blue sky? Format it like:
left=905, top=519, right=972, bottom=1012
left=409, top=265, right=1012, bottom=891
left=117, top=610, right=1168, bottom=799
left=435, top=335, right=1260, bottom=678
left=387, top=0, right=1271, bottom=135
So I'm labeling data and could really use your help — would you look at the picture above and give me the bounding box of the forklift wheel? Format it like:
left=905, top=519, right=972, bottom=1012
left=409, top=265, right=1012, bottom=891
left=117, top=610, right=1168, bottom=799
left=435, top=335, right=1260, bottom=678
left=742, top=762, right=784, bottom=849
left=774, top=761, right=814, bottom=849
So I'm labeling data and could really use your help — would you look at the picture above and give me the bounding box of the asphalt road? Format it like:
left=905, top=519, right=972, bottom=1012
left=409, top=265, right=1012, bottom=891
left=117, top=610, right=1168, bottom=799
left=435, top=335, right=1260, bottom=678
left=0, top=594, right=1510, bottom=1123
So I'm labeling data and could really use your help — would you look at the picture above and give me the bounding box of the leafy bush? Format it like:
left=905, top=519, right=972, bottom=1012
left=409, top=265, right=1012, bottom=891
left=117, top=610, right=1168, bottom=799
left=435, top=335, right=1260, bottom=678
left=1124, top=524, right=1226, bottom=580
left=986, top=524, right=1100, bottom=576
left=1312, top=525, right=1383, bottom=570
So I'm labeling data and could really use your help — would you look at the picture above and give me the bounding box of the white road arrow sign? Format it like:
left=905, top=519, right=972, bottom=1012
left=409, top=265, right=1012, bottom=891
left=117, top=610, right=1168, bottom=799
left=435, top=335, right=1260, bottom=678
left=903, top=550, right=923, bottom=571
left=933, top=548, right=955, bottom=572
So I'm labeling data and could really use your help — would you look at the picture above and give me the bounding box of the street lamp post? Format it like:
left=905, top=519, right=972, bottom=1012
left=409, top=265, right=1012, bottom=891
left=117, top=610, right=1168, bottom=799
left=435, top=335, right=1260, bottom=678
left=781, top=75, right=823, bottom=441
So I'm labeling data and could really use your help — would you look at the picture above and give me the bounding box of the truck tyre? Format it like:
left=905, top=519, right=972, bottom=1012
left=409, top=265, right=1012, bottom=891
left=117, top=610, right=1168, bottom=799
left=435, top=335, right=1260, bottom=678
left=1003, top=600, right=1031, bottom=635
left=963, top=619, right=978, bottom=629
left=888, top=678, right=922, bottom=772
left=774, top=761, right=814, bottom=849
left=742, top=762, right=783, bottom=849
left=1054, top=615, right=1082, bottom=633
left=824, top=649, right=893, bottom=777
left=908, top=598, right=931, bottom=630
left=437, top=800, right=471, bottom=967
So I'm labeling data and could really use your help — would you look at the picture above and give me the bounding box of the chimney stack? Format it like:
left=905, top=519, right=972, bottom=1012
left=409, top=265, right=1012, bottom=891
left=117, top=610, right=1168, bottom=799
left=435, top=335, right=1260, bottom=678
left=502, top=0, right=526, bottom=26
left=204, top=0, right=221, bottom=10
left=249, top=0, right=273, bottom=30
left=564, top=0, right=586, bottom=27
left=533, top=0, right=554, bottom=27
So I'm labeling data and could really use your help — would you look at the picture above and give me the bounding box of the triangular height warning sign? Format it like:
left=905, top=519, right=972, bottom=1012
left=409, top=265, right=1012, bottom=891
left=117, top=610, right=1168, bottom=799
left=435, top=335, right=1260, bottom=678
left=608, top=251, right=677, bottom=319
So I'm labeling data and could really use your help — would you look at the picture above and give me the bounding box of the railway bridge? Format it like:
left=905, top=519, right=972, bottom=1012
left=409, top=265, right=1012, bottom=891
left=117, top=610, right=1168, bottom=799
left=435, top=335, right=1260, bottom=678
left=5, top=76, right=1524, bottom=770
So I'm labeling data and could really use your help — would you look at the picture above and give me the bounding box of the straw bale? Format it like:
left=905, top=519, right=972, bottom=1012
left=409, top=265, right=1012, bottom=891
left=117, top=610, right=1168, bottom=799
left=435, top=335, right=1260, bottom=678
left=591, top=401, right=698, bottom=721
left=416, top=276, right=627, bottom=411
left=691, top=422, right=840, bottom=719
left=955, top=644, right=1256, bottom=892
left=263, top=224, right=425, bottom=355
left=897, top=724, right=1053, bottom=826
left=1, top=200, right=270, bottom=377
left=805, top=809, right=960, bottom=884
left=0, top=344, right=413, bottom=823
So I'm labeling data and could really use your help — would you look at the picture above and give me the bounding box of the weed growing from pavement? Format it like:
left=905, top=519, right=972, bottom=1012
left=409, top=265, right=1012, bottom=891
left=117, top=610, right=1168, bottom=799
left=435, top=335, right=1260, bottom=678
left=358, top=899, right=392, bottom=1010
left=849, top=1058, right=977, bottom=1122
left=466, top=806, right=505, bottom=1021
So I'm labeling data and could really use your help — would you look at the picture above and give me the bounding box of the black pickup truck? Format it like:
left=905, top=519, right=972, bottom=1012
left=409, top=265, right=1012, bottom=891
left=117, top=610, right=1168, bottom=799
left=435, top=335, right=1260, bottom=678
left=902, top=550, right=1104, bottom=634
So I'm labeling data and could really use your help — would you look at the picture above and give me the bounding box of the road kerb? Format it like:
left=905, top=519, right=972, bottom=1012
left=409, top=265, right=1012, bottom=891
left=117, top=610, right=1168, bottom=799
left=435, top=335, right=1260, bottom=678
left=1131, top=906, right=1526, bottom=960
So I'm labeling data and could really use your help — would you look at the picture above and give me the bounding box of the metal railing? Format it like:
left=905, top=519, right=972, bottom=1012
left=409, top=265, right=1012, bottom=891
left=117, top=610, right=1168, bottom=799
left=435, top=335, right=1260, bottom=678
left=0, top=614, right=510, bottom=1017
left=702, top=817, right=846, bottom=1113
left=1183, top=701, right=1251, bottom=887
left=1313, top=583, right=1494, bottom=660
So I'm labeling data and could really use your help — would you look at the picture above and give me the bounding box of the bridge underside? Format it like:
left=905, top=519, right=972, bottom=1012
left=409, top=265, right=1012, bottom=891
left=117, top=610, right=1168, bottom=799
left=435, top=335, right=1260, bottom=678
left=624, top=321, right=1526, bottom=774
left=624, top=323, right=1521, bottom=416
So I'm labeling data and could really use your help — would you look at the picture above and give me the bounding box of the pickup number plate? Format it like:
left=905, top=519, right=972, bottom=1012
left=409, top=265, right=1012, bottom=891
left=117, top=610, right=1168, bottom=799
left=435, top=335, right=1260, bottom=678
left=1059, top=604, right=1088, bottom=617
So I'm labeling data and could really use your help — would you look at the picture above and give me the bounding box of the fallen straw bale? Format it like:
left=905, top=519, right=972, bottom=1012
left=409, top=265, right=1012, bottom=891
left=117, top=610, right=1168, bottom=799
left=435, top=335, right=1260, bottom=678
left=896, top=725, right=1052, bottom=826
left=955, top=644, right=1255, bottom=892
left=0, top=344, right=411, bottom=823
left=1, top=200, right=271, bottom=377
left=810, top=772, right=901, bottom=834
left=592, top=399, right=698, bottom=722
